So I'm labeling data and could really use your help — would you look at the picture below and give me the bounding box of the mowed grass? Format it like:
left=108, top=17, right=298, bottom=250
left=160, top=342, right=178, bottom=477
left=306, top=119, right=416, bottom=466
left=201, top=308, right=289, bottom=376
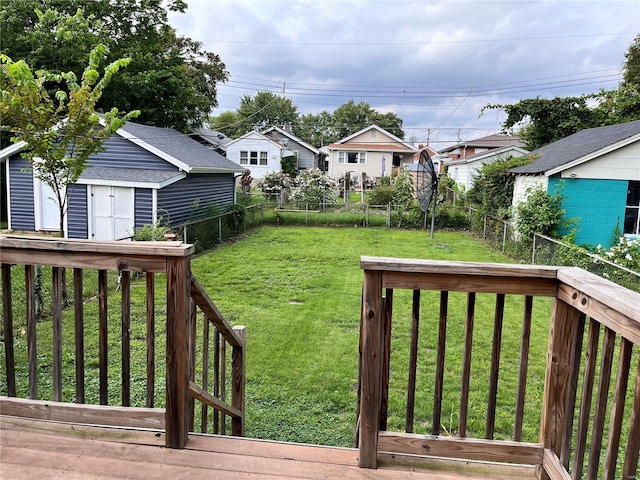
left=190, top=226, right=552, bottom=446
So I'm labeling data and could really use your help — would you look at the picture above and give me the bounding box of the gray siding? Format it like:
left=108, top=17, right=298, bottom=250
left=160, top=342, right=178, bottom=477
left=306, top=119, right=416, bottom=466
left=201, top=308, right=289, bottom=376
left=264, top=131, right=316, bottom=170
left=135, top=188, right=153, bottom=227
left=9, top=155, right=35, bottom=230
left=67, top=184, right=87, bottom=239
left=157, top=173, right=235, bottom=225
left=89, top=136, right=177, bottom=171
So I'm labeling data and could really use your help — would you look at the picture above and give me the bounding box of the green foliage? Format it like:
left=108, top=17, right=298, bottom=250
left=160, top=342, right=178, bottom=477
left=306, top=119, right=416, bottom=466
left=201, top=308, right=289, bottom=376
left=288, top=169, right=336, bottom=208
left=515, top=185, right=565, bottom=238
left=280, top=154, right=298, bottom=177
left=595, top=237, right=640, bottom=272
left=1, top=41, right=139, bottom=236
left=1, top=2, right=227, bottom=131
left=132, top=219, right=173, bottom=241
left=467, top=156, right=531, bottom=218
left=368, top=185, right=395, bottom=205
left=257, top=171, right=291, bottom=196
left=392, top=166, right=416, bottom=209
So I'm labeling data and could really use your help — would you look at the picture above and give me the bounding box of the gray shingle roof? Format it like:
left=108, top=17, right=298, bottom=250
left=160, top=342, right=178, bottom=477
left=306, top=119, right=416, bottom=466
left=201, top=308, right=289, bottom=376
left=510, top=120, right=640, bottom=175
left=79, top=166, right=183, bottom=184
left=121, top=122, right=241, bottom=171
left=439, top=133, right=524, bottom=153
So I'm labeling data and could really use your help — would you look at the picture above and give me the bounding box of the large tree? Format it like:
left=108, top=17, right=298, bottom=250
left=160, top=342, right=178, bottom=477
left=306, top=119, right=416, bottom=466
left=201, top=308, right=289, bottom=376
left=483, top=34, right=640, bottom=150
left=1, top=1, right=228, bottom=132
left=1, top=44, right=139, bottom=236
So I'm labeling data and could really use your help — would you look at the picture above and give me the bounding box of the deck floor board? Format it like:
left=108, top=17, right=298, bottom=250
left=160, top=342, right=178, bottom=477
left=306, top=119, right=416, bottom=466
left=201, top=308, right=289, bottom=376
left=0, top=416, right=536, bottom=479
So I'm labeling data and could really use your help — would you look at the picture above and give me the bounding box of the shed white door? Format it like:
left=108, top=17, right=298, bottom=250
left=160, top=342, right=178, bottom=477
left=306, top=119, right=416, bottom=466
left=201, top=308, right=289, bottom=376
left=39, top=181, right=60, bottom=231
left=92, top=186, right=134, bottom=240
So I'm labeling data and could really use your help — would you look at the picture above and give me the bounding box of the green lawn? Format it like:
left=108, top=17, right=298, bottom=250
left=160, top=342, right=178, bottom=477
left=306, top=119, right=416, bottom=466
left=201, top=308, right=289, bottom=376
left=0, top=226, right=554, bottom=448
left=190, top=226, right=552, bottom=446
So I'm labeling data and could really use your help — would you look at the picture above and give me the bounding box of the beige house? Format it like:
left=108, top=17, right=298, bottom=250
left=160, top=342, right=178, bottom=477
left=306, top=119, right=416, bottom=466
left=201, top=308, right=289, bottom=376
left=326, top=125, right=417, bottom=184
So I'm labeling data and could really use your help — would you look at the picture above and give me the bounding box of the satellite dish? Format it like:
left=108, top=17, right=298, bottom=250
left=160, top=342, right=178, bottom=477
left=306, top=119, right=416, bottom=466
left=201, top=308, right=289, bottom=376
left=415, top=149, right=439, bottom=237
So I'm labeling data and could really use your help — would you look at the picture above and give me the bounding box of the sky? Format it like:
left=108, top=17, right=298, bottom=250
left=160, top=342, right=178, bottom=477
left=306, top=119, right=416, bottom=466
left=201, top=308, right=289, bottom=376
left=168, top=0, right=639, bottom=148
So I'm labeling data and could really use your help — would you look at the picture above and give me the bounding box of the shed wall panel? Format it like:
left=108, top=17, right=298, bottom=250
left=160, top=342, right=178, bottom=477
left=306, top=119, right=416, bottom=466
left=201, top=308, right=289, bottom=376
left=8, top=155, right=35, bottom=231
left=67, top=184, right=88, bottom=239
left=135, top=188, right=154, bottom=227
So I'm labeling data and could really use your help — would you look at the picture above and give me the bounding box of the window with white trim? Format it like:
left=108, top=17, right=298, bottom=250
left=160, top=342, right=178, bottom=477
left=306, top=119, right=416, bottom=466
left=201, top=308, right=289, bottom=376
left=250, top=151, right=258, bottom=165
left=260, top=152, right=268, bottom=165
left=624, top=181, right=640, bottom=235
left=338, top=151, right=366, bottom=164
left=240, top=151, right=248, bottom=165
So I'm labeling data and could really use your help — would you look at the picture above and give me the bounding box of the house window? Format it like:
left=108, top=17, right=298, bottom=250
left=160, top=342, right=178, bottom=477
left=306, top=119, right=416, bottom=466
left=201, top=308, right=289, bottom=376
left=624, top=181, right=640, bottom=235
left=240, top=151, right=248, bottom=165
left=338, top=151, right=365, bottom=164
left=249, top=151, right=258, bottom=165
left=260, top=152, right=268, bottom=166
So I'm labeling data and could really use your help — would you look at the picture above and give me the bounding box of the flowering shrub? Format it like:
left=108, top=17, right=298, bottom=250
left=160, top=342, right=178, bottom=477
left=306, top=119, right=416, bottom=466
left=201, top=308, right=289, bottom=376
left=595, top=237, right=640, bottom=272
left=257, top=171, right=291, bottom=195
left=288, top=169, right=336, bottom=208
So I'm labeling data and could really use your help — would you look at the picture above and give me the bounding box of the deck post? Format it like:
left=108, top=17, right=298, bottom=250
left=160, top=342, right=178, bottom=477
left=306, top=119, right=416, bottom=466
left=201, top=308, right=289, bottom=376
left=231, top=325, right=246, bottom=436
left=358, top=269, right=384, bottom=469
left=538, top=297, right=583, bottom=479
left=165, top=254, right=191, bottom=449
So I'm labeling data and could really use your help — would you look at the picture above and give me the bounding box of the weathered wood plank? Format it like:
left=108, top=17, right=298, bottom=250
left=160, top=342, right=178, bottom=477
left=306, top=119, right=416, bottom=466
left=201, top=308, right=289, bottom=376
left=459, top=292, right=475, bottom=438
left=602, top=337, right=633, bottom=480
left=191, top=276, right=241, bottom=347
left=74, top=268, right=85, bottom=404
left=121, top=270, right=131, bottom=407
left=433, top=290, right=448, bottom=436
left=99, top=269, right=109, bottom=405
left=486, top=293, right=505, bottom=440
left=201, top=311, right=210, bottom=434
left=188, top=382, right=241, bottom=419
left=358, top=269, right=384, bottom=468
left=377, top=431, right=543, bottom=465
left=382, top=271, right=558, bottom=297
left=52, top=266, right=63, bottom=402
left=2, top=263, right=16, bottom=397
left=165, top=256, right=190, bottom=448
left=514, top=295, right=533, bottom=442
left=380, top=288, right=393, bottom=432
left=145, top=272, right=155, bottom=409
left=586, top=327, right=616, bottom=480
left=405, top=289, right=420, bottom=433
left=623, top=357, right=640, bottom=479
left=557, top=282, right=640, bottom=346
left=542, top=449, right=572, bottom=480
left=571, top=318, right=600, bottom=480
left=0, top=397, right=165, bottom=429
left=213, top=328, right=220, bottom=434
left=231, top=325, right=246, bottom=436
left=25, top=265, right=37, bottom=400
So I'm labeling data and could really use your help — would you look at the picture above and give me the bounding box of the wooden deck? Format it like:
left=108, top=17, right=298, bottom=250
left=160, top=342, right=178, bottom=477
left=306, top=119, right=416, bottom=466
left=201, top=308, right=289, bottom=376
left=0, top=416, right=536, bottom=479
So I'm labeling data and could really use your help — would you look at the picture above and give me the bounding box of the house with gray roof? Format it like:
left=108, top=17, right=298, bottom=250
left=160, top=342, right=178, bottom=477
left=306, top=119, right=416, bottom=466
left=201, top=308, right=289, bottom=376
left=440, top=132, right=525, bottom=161
left=1, top=121, right=243, bottom=240
left=510, top=119, right=640, bottom=247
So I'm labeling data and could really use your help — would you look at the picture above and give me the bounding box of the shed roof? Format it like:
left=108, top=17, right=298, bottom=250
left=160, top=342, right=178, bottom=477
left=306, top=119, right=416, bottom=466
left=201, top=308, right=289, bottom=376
left=510, top=120, right=640, bottom=175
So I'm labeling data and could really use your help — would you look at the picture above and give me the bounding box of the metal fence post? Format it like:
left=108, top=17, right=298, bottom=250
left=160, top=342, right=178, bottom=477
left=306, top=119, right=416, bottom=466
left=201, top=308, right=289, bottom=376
left=483, top=215, right=488, bottom=240
left=386, top=203, right=391, bottom=229
left=532, top=234, right=537, bottom=264
left=218, top=217, right=222, bottom=244
left=502, top=222, right=508, bottom=252
left=306, top=203, right=309, bottom=226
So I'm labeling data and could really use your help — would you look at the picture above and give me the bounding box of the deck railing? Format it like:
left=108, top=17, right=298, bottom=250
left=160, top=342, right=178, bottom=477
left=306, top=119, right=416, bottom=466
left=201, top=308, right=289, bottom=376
left=0, top=235, right=245, bottom=448
left=357, top=256, right=640, bottom=479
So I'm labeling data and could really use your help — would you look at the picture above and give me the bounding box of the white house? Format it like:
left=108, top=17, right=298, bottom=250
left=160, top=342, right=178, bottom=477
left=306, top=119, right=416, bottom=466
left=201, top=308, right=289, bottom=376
left=445, top=145, right=530, bottom=191
left=225, top=131, right=285, bottom=179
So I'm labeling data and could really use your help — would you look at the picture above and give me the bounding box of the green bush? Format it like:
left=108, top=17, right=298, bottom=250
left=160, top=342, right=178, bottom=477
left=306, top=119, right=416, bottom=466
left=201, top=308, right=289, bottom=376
left=133, top=219, right=173, bottom=241
left=515, top=185, right=565, bottom=238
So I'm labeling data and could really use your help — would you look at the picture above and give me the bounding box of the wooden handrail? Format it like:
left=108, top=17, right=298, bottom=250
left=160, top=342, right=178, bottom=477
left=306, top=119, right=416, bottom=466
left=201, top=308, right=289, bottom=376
left=358, top=256, right=640, bottom=479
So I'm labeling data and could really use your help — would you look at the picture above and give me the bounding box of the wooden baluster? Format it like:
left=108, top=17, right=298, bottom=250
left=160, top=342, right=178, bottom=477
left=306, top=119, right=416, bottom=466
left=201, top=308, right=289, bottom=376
left=201, top=315, right=210, bottom=433
left=560, top=312, right=586, bottom=467
left=25, top=265, right=38, bottom=399
left=602, top=337, right=633, bottom=480
left=514, top=295, right=533, bottom=441
left=459, top=292, right=476, bottom=438
left=98, top=270, right=108, bottom=405
left=52, top=266, right=63, bottom=402
left=539, top=297, right=583, bottom=480
left=231, top=325, right=246, bottom=436
left=432, top=290, right=448, bottom=436
left=2, top=264, right=16, bottom=397
left=380, top=288, right=393, bottom=432
left=213, top=328, right=220, bottom=434
left=74, top=268, right=85, bottom=404
left=221, top=336, right=227, bottom=435
left=486, top=293, right=505, bottom=439
left=572, top=318, right=600, bottom=480
left=165, top=256, right=190, bottom=449
left=188, top=298, right=196, bottom=433
left=121, top=271, right=131, bottom=407
left=145, top=272, right=155, bottom=408
left=405, top=289, right=420, bottom=433
left=358, top=269, right=384, bottom=469
left=622, top=356, right=640, bottom=480
left=586, top=327, right=616, bottom=480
